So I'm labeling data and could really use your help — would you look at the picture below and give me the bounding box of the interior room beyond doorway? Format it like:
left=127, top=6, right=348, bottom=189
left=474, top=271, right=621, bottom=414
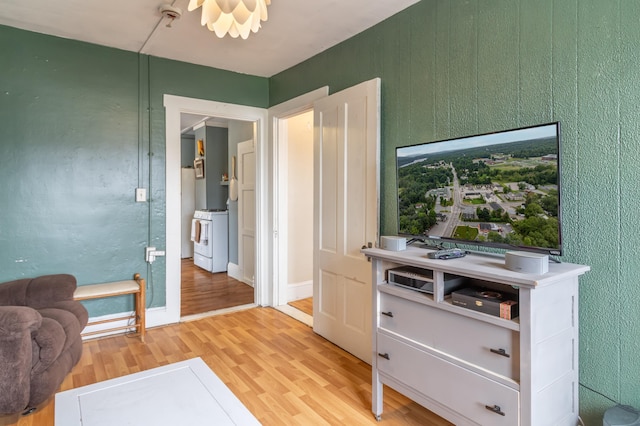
left=181, top=259, right=253, bottom=316
left=276, top=110, right=314, bottom=325
left=180, top=113, right=256, bottom=318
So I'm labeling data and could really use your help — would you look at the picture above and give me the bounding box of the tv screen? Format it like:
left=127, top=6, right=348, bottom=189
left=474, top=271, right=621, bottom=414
left=396, top=122, right=562, bottom=255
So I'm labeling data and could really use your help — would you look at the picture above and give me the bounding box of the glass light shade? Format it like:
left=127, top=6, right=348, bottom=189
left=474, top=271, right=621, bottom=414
left=188, top=0, right=271, bottom=39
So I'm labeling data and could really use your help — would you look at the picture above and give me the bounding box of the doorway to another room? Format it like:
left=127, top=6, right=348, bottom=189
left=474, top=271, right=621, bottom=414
left=180, top=114, right=255, bottom=318
left=166, top=82, right=376, bottom=364
left=274, top=109, right=314, bottom=324
left=164, top=94, right=268, bottom=328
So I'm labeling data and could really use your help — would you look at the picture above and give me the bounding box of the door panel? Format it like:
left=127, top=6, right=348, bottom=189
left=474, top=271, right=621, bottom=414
left=313, top=78, right=380, bottom=363
left=238, top=140, right=255, bottom=287
left=319, top=109, right=339, bottom=253
left=345, top=98, right=368, bottom=259
left=318, top=270, right=338, bottom=319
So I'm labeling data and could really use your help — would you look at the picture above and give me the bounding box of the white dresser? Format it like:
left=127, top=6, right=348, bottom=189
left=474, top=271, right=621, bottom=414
left=363, top=247, right=590, bottom=426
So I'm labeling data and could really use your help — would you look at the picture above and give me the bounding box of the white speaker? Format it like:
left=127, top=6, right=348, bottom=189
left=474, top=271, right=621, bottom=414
left=380, top=236, right=406, bottom=251
left=603, top=405, right=640, bottom=426
left=505, top=251, right=549, bottom=274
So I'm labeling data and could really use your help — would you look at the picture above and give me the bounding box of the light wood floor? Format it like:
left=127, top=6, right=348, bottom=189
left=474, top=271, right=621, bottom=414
left=7, top=308, right=451, bottom=426
left=288, top=297, right=313, bottom=316
left=181, top=258, right=254, bottom=316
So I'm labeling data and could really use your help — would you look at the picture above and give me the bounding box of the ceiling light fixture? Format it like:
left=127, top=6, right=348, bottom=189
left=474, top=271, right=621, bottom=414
left=187, top=0, right=271, bottom=40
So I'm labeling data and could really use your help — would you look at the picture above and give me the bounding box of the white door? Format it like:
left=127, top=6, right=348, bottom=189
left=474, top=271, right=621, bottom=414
left=312, top=78, right=380, bottom=363
left=238, top=139, right=256, bottom=287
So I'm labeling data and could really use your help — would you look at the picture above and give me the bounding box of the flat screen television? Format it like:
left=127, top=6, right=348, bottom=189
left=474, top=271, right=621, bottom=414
left=396, top=122, right=562, bottom=255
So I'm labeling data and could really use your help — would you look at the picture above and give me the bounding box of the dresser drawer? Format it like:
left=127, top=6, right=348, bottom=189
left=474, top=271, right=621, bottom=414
left=380, top=292, right=520, bottom=380
left=377, top=332, right=519, bottom=426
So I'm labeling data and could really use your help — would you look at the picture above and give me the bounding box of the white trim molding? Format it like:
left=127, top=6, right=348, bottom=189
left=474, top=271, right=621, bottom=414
left=163, top=95, right=269, bottom=326
left=268, top=87, right=329, bottom=307
left=287, top=280, right=313, bottom=302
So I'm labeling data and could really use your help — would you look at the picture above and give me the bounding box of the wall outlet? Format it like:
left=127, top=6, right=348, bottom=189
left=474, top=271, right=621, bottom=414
left=145, top=247, right=155, bottom=263
left=145, top=246, right=165, bottom=264
left=136, top=188, right=146, bottom=202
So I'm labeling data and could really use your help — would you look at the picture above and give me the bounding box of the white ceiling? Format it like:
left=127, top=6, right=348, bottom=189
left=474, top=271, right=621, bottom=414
left=0, top=0, right=419, bottom=78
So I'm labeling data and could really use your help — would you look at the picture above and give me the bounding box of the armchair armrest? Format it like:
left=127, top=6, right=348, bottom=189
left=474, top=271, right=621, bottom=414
left=0, top=306, right=42, bottom=414
left=0, top=306, right=42, bottom=334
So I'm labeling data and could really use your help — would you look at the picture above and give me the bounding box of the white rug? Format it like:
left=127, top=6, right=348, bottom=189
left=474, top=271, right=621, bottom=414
left=55, top=357, right=260, bottom=426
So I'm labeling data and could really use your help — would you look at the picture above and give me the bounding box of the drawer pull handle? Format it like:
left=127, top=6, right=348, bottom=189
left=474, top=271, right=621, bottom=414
left=378, top=353, right=390, bottom=360
left=381, top=311, right=394, bottom=318
left=490, top=348, right=510, bottom=358
left=485, top=404, right=505, bottom=416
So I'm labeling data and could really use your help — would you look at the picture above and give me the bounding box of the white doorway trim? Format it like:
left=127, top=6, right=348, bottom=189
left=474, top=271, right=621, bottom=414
left=162, top=95, right=268, bottom=326
left=269, top=87, right=329, bottom=307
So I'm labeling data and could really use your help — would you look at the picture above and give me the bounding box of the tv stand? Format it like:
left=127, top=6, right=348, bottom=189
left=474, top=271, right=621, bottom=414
left=362, top=246, right=589, bottom=426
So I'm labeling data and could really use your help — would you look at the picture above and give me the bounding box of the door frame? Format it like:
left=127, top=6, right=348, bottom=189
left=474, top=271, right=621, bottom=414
left=269, top=87, right=329, bottom=307
left=162, top=95, right=269, bottom=326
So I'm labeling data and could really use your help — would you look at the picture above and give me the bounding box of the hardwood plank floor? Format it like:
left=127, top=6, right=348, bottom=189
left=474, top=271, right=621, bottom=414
left=181, top=258, right=254, bottom=316
left=6, top=308, right=451, bottom=426
left=288, top=297, right=313, bottom=316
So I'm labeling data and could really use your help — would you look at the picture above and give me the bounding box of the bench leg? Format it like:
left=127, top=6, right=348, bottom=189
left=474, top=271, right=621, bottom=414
left=134, top=274, right=146, bottom=343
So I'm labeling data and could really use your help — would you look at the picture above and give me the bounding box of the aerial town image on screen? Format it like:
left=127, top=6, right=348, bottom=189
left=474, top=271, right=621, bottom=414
left=396, top=124, right=560, bottom=251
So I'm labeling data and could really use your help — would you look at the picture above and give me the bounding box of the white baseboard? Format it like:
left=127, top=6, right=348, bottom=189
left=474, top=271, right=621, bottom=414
left=227, top=262, right=242, bottom=281
left=275, top=304, right=312, bottom=327
left=287, top=280, right=312, bottom=302
left=227, top=263, right=254, bottom=288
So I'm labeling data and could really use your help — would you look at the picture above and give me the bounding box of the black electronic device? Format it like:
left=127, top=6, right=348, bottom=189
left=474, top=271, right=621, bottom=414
left=451, top=286, right=519, bottom=320
left=387, top=266, right=464, bottom=295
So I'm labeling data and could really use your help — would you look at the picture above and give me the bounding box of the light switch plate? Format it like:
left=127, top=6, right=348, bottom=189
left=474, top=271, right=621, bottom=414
left=136, top=188, right=146, bottom=202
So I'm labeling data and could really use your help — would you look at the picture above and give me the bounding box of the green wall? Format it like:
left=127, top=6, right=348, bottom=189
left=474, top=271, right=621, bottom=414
left=0, top=25, right=268, bottom=315
left=271, top=0, right=640, bottom=422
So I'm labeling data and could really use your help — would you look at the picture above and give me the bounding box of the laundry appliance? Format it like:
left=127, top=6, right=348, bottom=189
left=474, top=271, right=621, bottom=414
left=192, top=209, right=228, bottom=273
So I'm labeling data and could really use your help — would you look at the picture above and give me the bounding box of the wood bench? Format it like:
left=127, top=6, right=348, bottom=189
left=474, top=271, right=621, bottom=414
left=73, top=273, right=146, bottom=342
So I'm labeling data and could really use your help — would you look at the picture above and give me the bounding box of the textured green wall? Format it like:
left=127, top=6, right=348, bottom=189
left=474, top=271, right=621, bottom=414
left=270, top=0, right=640, bottom=422
left=0, top=25, right=268, bottom=315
